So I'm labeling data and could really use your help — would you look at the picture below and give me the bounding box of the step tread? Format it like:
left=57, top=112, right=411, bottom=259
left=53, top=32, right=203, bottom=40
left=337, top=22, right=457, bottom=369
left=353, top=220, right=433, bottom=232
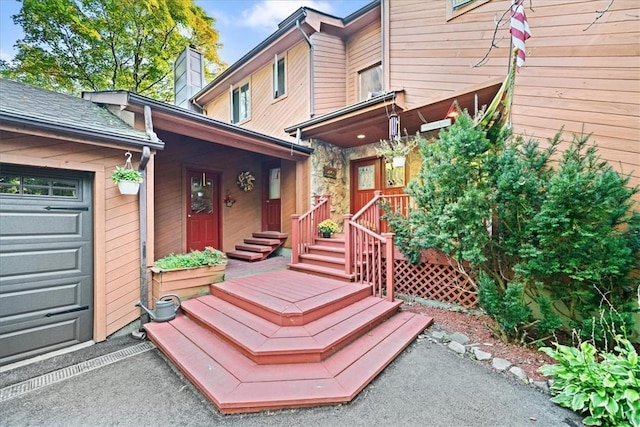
left=299, top=253, right=346, bottom=265
left=244, top=237, right=282, bottom=245
left=253, top=231, right=287, bottom=239
left=226, top=250, right=265, bottom=261
left=235, top=243, right=273, bottom=253
left=308, top=245, right=346, bottom=254
left=288, top=262, right=354, bottom=281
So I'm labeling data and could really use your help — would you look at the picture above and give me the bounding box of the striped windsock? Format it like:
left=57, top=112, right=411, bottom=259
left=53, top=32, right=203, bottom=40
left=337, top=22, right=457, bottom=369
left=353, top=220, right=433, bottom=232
left=510, top=0, right=531, bottom=71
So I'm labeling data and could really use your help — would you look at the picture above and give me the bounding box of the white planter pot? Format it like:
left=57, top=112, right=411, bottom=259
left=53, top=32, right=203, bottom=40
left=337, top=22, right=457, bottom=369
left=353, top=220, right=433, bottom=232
left=118, top=180, right=140, bottom=195
left=392, top=156, right=406, bottom=168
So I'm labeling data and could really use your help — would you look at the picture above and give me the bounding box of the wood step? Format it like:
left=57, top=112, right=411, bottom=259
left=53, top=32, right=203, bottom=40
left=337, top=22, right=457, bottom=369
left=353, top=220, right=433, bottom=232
left=299, top=253, right=345, bottom=269
left=253, top=231, right=287, bottom=239
left=288, top=262, right=355, bottom=282
left=181, top=295, right=402, bottom=364
left=244, top=237, right=282, bottom=246
left=226, top=250, right=264, bottom=262
left=235, top=243, right=273, bottom=253
left=314, top=236, right=345, bottom=249
left=210, top=270, right=370, bottom=326
left=144, top=309, right=433, bottom=414
left=307, top=244, right=345, bottom=258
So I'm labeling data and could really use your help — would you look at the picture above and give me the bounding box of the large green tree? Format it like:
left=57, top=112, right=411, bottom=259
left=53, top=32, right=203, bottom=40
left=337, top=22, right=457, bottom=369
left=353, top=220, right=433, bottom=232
left=1, top=0, right=225, bottom=100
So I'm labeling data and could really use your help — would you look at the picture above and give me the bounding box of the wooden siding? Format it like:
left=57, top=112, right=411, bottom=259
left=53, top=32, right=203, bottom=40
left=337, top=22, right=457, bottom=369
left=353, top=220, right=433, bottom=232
left=312, top=32, right=347, bottom=115
left=387, top=0, right=639, bottom=197
left=346, top=22, right=382, bottom=105
left=0, top=131, right=148, bottom=340
left=204, top=42, right=310, bottom=140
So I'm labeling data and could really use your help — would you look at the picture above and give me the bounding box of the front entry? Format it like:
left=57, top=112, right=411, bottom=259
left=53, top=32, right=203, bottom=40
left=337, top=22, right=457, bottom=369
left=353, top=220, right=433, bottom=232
left=350, top=157, right=407, bottom=214
left=186, top=169, right=220, bottom=251
left=262, top=161, right=281, bottom=231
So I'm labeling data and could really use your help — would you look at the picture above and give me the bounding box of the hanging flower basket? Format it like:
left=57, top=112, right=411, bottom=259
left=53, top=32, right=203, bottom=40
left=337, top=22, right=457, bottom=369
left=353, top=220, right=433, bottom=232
left=112, top=152, right=143, bottom=195
left=392, top=156, right=406, bottom=168
left=117, top=180, right=141, bottom=195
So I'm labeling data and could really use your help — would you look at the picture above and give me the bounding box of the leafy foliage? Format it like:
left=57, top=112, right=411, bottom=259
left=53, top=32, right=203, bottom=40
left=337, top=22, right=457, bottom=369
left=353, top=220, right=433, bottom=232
left=317, top=219, right=339, bottom=234
left=111, top=166, right=143, bottom=183
left=540, top=336, right=640, bottom=426
left=1, top=0, right=225, bottom=100
left=154, top=247, right=227, bottom=270
left=383, top=110, right=639, bottom=345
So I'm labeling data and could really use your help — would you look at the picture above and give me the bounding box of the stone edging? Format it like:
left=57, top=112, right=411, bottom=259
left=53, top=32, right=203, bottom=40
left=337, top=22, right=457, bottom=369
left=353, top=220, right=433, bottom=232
left=425, top=329, right=551, bottom=393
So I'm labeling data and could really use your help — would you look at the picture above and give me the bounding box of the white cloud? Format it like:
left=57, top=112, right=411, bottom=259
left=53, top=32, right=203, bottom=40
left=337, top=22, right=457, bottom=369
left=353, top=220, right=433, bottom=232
left=240, top=0, right=334, bottom=30
left=0, top=48, right=15, bottom=63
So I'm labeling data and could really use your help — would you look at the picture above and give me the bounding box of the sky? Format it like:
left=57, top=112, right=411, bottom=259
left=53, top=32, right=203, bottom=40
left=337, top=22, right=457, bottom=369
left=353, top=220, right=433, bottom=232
left=0, top=0, right=372, bottom=66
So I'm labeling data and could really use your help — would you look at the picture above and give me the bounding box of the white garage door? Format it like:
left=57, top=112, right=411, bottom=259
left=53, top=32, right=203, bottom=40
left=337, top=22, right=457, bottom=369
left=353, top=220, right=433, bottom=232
left=0, top=165, right=93, bottom=366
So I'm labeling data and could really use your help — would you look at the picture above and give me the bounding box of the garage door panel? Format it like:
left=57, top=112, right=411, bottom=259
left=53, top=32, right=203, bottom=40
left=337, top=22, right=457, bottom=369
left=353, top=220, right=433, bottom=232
left=0, top=166, right=93, bottom=366
left=0, top=318, right=82, bottom=365
left=0, top=279, right=87, bottom=320
left=0, top=245, right=88, bottom=278
left=0, top=210, right=85, bottom=238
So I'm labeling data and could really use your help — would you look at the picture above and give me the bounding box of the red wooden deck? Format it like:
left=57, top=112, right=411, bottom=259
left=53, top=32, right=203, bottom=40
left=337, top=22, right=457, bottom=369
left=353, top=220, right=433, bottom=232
left=144, top=269, right=433, bottom=414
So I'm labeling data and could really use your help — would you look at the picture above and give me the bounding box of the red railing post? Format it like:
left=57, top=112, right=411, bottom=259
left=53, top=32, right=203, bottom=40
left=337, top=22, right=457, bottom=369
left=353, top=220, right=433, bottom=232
left=343, top=214, right=353, bottom=275
left=382, top=232, right=395, bottom=302
left=291, top=214, right=300, bottom=264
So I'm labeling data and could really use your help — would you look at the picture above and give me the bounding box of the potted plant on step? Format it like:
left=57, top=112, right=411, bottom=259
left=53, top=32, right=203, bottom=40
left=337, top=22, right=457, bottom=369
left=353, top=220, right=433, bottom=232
left=317, top=219, right=339, bottom=238
left=150, top=247, right=228, bottom=306
left=112, top=166, right=143, bottom=195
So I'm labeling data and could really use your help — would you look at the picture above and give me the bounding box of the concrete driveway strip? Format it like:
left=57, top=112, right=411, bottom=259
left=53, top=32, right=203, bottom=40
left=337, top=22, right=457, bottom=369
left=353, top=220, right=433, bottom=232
left=0, top=335, right=582, bottom=427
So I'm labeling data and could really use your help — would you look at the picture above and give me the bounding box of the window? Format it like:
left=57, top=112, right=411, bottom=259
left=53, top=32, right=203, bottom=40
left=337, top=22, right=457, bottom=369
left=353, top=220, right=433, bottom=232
left=0, top=173, right=78, bottom=198
left=231, top=83, right=250, bottom=123
left=359, top=63, right=383, bottom=101
left=273, top=55, right=285, bottom=99
left=452, top=0, right=475, bottom=9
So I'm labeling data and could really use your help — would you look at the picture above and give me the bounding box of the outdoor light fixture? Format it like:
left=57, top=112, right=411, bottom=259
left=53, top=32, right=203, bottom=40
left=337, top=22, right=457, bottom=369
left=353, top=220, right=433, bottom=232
left=357, top=134, right=366, bottom=139
left=446, top=101, right=459, bottom=120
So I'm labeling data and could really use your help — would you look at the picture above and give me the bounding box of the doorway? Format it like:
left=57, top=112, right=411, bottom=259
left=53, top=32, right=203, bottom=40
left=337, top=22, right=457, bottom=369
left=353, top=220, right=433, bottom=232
left=186, top=168, right=221, bottom=250
left=262, top=160, right=281, bottom=231
left=350, top=157, right=407, bottom=214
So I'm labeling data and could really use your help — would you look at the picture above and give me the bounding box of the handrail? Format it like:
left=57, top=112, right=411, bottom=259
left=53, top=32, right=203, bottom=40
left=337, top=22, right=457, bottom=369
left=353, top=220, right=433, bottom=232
left=291, top=195, right=331, bottom=264
left=351, top=191, right=411, bottom=234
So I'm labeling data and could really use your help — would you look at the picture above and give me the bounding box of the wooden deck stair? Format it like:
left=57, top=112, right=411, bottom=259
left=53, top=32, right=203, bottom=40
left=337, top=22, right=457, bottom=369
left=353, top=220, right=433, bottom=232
left=226, top=231, right=287, bottom=262
left=288, top=234, right=355, bottom=281
left=143, top=270, right=433, bottom=414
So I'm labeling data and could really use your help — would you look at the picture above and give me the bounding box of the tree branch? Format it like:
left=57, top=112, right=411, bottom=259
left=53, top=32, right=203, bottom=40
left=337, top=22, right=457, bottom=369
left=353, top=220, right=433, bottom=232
left=584, top=0, right=615, bottom=31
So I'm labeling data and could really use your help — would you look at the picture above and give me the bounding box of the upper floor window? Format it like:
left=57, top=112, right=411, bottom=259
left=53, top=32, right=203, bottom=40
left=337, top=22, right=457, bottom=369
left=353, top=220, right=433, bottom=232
left=452, top=0, right=475, bottom=9
left=359, top=63, right=383, bottom=101
left=273, top=55, right=286, bottom=99
left=231, top=82, right=250, bottom=123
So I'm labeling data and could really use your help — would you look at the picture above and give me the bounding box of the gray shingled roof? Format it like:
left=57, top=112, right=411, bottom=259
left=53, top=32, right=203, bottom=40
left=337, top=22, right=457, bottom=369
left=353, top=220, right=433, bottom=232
left=0, top=78, right=162, bottom=149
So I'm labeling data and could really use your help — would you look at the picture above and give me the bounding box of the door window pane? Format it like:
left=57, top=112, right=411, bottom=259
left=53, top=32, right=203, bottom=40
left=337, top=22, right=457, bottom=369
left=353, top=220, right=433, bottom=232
left=358, top=165, right=375, bottom=190
left=269, top=168, right=280, bottom=199
left=385, top=163, right=405, bottom=188
left=191, top=176, right=213, bottom=213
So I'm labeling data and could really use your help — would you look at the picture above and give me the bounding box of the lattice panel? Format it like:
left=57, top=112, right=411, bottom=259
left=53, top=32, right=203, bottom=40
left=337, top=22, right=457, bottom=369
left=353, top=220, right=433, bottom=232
left=390, top=259, right=478, bottom=308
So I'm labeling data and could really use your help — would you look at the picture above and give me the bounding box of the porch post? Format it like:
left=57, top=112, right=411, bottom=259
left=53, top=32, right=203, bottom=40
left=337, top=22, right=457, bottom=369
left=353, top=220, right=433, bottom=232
left=382, top=232, right=395, bottom=302
left=291, top=214, right=300, bottom=264
left=343, top=214, right=353, bottom=275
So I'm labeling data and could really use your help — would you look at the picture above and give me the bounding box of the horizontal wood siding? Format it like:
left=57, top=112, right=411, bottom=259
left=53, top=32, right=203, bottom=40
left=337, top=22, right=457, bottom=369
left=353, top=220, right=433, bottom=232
left=312, top=32, right=347, bottom=115
left=203, top=42, right=310, bottom=140
left=346, top=22, right=382, bottom=104
left=0, top=132, right=144, bottom=339
left=388, top=0, right=639, bottom=197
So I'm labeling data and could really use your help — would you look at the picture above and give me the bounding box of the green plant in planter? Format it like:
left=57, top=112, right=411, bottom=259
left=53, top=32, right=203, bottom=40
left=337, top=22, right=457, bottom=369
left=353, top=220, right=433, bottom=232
left=112, top=166, right=143, bottom=183
left=317, top=219, right=339, bottom=236
left=154, top=247, right=227, bottom=270
left=376, top=134, right=419, bottom=165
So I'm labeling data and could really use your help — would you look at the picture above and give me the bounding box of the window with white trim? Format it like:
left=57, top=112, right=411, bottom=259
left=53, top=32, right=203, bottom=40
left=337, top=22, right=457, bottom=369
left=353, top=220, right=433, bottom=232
left=273, top=55, right=286, bottom=99
left=358, top=63, right=383, bottom=101
left=231, top=83, right=250, bottom=123
left=452, top=0, right=475, bottom=9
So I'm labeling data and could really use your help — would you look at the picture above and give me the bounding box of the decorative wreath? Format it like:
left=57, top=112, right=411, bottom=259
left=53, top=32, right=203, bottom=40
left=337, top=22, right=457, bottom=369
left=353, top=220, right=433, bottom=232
left=237, top=171, right=255, bottom=192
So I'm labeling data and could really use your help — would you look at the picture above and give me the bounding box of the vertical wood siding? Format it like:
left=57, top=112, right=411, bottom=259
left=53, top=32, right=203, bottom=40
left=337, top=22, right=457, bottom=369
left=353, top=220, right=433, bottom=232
left=0, top=133, right=144, bottom=339
left=346, top=22, right=382, bottom=104
left=312, top=32, right=347, bottom=115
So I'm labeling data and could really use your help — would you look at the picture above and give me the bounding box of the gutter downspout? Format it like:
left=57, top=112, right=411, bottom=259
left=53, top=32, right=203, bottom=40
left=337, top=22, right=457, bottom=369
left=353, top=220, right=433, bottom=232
left=138, top=105, right=157, bottom=325
left=296, top=19, right=314, bottom=118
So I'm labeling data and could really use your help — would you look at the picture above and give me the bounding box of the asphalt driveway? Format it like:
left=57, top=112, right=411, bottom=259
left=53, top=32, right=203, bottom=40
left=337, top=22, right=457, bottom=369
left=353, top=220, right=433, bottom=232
left=0, top=332, right=583, bottom=427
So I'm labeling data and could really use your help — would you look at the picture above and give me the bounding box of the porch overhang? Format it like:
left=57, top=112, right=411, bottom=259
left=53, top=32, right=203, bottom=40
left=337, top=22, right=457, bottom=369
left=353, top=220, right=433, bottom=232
left=83, top=91, right=313, bottom=161
left=285, top=77, right=504, bottom=148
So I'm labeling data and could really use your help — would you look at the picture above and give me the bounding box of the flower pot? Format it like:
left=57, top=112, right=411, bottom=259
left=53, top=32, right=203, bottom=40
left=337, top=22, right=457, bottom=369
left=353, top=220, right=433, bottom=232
left=392, top=156, right=406, bottom=168
left=322, top=232, right=332, bottom=238
left=117, top=180, right=140, bottom=195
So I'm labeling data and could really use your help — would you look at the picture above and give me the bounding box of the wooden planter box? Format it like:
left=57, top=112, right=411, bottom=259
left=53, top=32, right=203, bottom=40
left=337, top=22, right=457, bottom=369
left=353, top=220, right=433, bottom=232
left=150, top=264, right=226, bottom=307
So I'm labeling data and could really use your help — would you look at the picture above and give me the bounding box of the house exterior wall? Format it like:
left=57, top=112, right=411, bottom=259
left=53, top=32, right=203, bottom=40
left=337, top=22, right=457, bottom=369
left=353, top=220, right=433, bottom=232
left=311, top=32, right=347, bottom=116
left=0, top=132, right=153, bottom=340
left=346, top=22, right=382, bottom=104
left=204, top=42, right=310, bottom=141
left=387, top=0, right=639, bottom=193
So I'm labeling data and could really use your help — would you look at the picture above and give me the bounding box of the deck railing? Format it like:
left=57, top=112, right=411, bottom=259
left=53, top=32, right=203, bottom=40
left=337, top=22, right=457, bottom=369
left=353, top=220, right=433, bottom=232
left=345, top=191, right=412, bottom=301
left=291, top=195, right=331, bottom=264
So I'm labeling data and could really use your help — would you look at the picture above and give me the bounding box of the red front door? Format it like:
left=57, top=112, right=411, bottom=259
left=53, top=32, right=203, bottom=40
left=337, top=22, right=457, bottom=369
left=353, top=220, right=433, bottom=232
left=262, top=161, right=281, bottom=231
left=350, top=157, right=407, bottom=214
left=186, top=169, right=220, bottom=250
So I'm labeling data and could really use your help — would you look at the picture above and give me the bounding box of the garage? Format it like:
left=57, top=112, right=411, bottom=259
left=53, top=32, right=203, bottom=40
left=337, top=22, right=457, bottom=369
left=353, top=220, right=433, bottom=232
left=0, top=165, right=93, bottom=366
